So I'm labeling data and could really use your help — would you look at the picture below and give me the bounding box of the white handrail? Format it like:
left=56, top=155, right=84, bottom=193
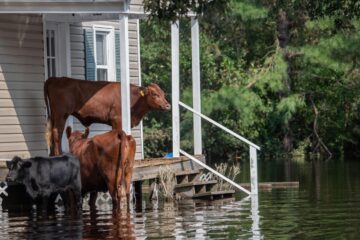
left=179, top=101, right=260, bottom=150
left=179, top=149, right=251, bottom=195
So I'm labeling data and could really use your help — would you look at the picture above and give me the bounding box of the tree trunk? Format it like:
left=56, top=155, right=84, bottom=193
left=277, top=9, right=293, bottom=153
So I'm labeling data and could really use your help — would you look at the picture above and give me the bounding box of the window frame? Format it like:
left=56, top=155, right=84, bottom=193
left=92, top=25, right=116, bottom=82
left=45, top=24, right=58, bottom=78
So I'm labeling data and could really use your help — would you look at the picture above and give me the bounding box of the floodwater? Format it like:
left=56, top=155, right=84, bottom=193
left=0, top=158, right=360, bottom=239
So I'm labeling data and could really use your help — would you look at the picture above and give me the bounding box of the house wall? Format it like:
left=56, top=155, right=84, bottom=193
left=0, top=14, right=47, bottom=160
left=69, top=18, right=143, bottom=160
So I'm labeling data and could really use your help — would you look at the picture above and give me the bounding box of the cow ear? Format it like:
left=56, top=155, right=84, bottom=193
left=12, top=156, right=22, bottom=162
left=83, top=127, right=90, bottom=138
left=6, top=161, right=12, bottom=169
left=66, top=126, right=72, bottom=139
left=139, top=86, right=148, bottom=97
left=22, top=161, right=32, bottom=168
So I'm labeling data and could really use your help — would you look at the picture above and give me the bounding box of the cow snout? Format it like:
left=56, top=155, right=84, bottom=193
left=163, top=104, right=171, bottom=111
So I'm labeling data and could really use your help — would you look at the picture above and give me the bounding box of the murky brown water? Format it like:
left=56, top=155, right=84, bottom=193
left=0, top=159, right=360, bottom=239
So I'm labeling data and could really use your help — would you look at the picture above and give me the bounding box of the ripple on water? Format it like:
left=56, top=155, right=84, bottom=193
left=0, top=160, right=360, bottom=239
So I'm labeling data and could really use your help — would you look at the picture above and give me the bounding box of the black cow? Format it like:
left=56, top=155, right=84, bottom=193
left=5, top=154, right=82, bottom=210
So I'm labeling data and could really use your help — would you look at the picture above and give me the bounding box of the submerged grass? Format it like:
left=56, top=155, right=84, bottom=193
left=213, top=162, right=241, bottom=191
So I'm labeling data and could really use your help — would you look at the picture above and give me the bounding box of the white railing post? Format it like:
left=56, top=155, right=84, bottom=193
left=180, top=149, right=251, bottom=195
left=119, top=3, right=131, bottom=135
left=171, top=21, right=180, bottom=157
left=191, top=17, right=202, bottom=155
left=250, top=146, right=258, bottom=195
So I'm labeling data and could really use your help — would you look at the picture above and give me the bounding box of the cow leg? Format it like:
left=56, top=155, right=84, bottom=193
left=125, top=137, right=136, bottom=210
left=52, top=117, right=67, bottom=156
left=89, top=192, right=98, bottom=209
left=74, top=190, right=82, bottom=210
left=107, top=183, right=120, bottom=210
left=52, top=127, right=62, bottom=156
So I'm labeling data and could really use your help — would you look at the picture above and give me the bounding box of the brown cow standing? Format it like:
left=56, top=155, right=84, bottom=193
left=44, top=77, right=170, bottom=156
left=66, top=127, right=136, bottom=210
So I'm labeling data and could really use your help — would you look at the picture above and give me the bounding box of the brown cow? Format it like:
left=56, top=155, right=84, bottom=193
left=66, top=127, right=136, bottom=210
left=44, top=77, right=170, bottom=156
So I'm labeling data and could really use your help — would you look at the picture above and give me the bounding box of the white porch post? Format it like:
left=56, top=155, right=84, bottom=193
left=119, top=6, right=131, bottom=135
left=191, top=17, right=202, bottom=155
left=171, top=21, right=180, bottom=158
left=250, top=146, right=259, bottom=195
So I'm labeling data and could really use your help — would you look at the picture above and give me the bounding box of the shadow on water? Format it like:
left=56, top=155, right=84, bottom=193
left=0, top=158, right=360, bottom=239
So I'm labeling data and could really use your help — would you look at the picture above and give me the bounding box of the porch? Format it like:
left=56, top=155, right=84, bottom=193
left=0, top=0, right=259, bottom=200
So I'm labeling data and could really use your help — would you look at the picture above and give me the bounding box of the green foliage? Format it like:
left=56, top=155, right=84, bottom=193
left=141, top=0, right=360, bottom=160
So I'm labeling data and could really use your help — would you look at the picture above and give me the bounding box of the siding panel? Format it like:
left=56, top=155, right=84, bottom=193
left=0, top=14, right=47, bottom=160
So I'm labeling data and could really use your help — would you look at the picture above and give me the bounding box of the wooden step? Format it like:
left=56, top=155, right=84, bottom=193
left=174, top=180, right=217, bottom=189
left=175, top=170, right=200, bottom=184
left=174, top=180, right=217, bottom=198
left=192, top=190, right=235, bottom=201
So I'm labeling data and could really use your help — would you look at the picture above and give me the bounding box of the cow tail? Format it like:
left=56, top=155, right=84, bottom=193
left=115, top=131, right=127, bottom=196
left=44, top=80, right=52, bottom=148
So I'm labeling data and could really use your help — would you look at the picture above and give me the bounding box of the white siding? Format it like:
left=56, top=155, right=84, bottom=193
left=0, top=14, right=46, bottom=160
left=129, top=0, right=144, bottom=13
left=69, top=18, right=143, bottom=160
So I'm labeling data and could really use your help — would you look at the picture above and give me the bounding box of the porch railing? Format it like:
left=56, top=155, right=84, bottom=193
left=179, top=101, right=260, bottom=195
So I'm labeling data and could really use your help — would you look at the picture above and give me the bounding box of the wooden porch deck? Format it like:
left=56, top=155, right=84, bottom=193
left=132, top=155, right=205, bottom=181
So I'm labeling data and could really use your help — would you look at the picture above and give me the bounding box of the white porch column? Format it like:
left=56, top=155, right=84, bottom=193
left=191, top=17, right=202, bottom=155
left=250, top=146, right=259, bottom=195
left=119, top=8, right=131, bottom=135
left=171, top=21, right=180, bottom=158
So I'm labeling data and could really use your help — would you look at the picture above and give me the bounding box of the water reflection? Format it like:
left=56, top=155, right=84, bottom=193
left=0, top=159, right=360, bottom=239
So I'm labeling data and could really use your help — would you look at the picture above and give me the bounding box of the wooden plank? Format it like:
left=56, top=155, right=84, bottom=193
left=71, top=51, right=84, bottom=59
left=70, top=26, right=84, bottom=35
left=70, top=34, right=84, bottom=43
left=129, top=46, right=138, bottom=54
left=0, top=22, right=42, bottom=33
left=0, top=14, right=42, bottom=24
left=0, top=81, right=44, bottom=90
left=130, top=70, right=139, bottom=77
left=0, top=124, right=45, bottom=134
left=71, top=59, right=85, bottom=67
left=129, top=62, right=138, bottom=70
left=0, top=150, right=47, bottom=160
left=240, top=182, right=299, bottom=190
left=0, top=90, right=44, bottom=99
left=0, top=55, right=43, bottom=65
left=132, top=156, right=205, bottom=181
left=129, top=54, right=138, bottom=62
left=0, top=38, right=43, bottom=49
left=0, top=141, right=46, bottom=152
left=0, top=133, right=45, bottom=143
left=70, top=42, right=83, bottom=51
left=0, top=107, right=45, bottom=116
left=0, top=64, right=43, bottom=74
left=0, top=116, right=46, bottom=125
left=71, top=74, right=84, bottom=80
left=0, top=99, right=45, bottom=108
left=0, top=72, right=44, bottom=81
left=71, top=67, right=85, bottom=76
left=0, top=47, right=43, bottom=57
left=0, top=31, right=42, bottom=41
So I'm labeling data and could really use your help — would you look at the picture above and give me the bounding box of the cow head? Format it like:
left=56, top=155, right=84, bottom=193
left=141, top=83, right=171, bottom=111
left=66, top=127, right=89, bottom=150
left=6, top=156, right=32, bottom=183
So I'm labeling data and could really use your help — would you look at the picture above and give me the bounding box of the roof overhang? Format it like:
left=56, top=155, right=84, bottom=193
left=0, top=0, right=126, bottom=13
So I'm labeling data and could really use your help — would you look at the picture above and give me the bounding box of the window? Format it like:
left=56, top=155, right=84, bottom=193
left=93, top=27, right=115, bottom=81
left=46, top=29, right=56, bottom=77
